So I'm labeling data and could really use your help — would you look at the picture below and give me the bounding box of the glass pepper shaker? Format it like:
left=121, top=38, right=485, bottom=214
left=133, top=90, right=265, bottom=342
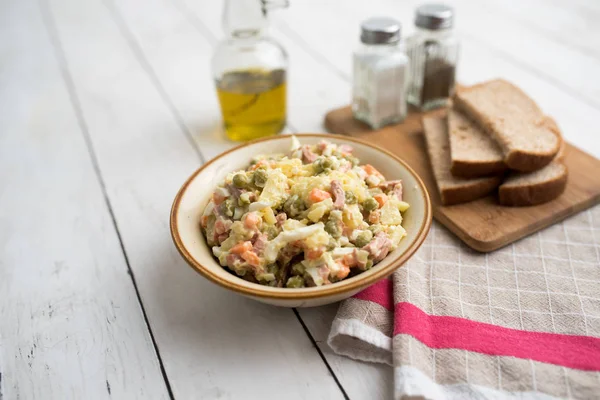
left=352, top=17, right=409, bottom=129
left=407, top=4, right=459, bottom=110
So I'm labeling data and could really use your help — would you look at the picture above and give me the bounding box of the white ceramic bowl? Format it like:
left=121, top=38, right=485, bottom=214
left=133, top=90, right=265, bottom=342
left=170, top=134, right=432, bottom=307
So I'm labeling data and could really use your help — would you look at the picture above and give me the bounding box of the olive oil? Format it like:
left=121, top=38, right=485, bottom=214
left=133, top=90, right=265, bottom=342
left=216, top=69, right=286, bottom=142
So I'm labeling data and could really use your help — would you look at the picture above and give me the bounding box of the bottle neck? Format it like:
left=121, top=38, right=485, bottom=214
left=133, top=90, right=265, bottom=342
left=223, top=0, right=268, bottom=39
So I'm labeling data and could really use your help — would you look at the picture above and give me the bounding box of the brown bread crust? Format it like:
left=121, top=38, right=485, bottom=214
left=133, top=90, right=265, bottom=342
left=443, top=176, right=503, bottom=205
left=453, top=80, right=561, bottom=172
left=499, top=165, right=568, bottom=206
left=450, top=160, right=506, bottom=178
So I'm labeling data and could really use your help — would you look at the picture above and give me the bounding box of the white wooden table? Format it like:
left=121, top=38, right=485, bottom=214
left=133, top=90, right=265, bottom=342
left=2, top=0, right=599, bottom=398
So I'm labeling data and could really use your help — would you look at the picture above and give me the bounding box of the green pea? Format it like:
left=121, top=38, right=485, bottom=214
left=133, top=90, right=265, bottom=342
left=284, top=194, right=297, bottom=215
left=294, top=196, right=306, bottom=211
left=312, top=159, right=324, bottom=174
left=266, top=225, right=279, bottom=240
left=348, top=156, right=359, bottom=166
left=345, top=191, right=357, bottom=204
left=284, top=194, right=305, bottom=217
left=286, top=276, right=306, bottom=288
left=291, top=263, right=304, bottom=276
left=362, top=197, right=379, bottom=212
left=365, top=259, right=374, bottom=270
left=253, top=169, right=268, bottom=188
left=368, top=224, right=383, bottom=235
left=238, top=192, right=251, bottom=206
left=326, top=237, right=337, bottom=250
left=233, top=173, right=249, bottom=188
left=354, top=231, right=373, bottom=248
left=222, top=199, right=235, bottom=217
left=321, top=158, right=333, bottom=170
left=329, top=210, right=343, bottom=221
left=325, top=220, right=342, bottom=238
left=266, top=264, right=279, bottom=275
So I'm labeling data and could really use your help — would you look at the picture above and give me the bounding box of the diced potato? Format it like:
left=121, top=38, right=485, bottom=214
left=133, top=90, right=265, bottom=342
left=273, top=158, right=309, bottom=178
left=282, top=218, right=306, bottom=231
left=306, top=198, right=333, bottom=222
left=304, top=228, right=330, bottom=249
left=258, top=169, right=288, bottom=207
left=261, top=207, right=277, bottom=225
left=398, top=201, right=410, bottom=212
left=342, top=204, right=363, bottom=229
left=388, top=225, right=407, bottom=248
left=380, top=199, right=403, bottom=225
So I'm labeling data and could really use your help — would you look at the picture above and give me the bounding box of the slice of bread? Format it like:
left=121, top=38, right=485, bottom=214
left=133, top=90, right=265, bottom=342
left=499, top=162, right=568, bottom=206
left=448, top=108, right=505, bottom=178
left=423, top=116, right=502, bottom=205
left=453, top=79, right=561, bottom=172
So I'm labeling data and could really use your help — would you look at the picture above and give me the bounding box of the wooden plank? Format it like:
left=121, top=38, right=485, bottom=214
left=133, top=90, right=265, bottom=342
left=477, top=0, right=600, bottom=59
left=0, top=1, right=170, bottom=399
left=325, top=106, right=600, bottom=252
left=46, top=0, right=346, bottom=398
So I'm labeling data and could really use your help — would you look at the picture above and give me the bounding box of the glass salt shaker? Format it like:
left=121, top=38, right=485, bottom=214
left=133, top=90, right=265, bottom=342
left=407, top=4, right=459, bottom=110
left=352, top=17, right=408, bottom=129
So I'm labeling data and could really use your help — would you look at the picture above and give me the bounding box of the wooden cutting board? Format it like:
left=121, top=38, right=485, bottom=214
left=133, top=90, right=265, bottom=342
left=324, top=106, right=600, bottom=252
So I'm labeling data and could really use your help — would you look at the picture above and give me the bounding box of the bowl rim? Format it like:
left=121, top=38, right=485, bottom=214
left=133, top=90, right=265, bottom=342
left=170, top=133, right=432, bottom=299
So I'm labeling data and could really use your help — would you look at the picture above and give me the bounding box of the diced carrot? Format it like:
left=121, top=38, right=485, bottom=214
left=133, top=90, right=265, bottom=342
left=308, top=188, right=331, bottom=203
left=230, top=241, right=253, bottom=255
left=200, top=215, right=209, bottom=228
left=213, top=192, right=226, bottom=205
left=343, top=253, right=357, bottom=268
left=361, top=164, right=385, bottom=179
left=305, top=247, right=324, bottom=260
left=241, top=250, right=261, bottom=267
left=373, top=193, right=388, bottom=208
left=368, top=210, right=381, bottom=224
left=243, top=212, right=261, bottom=229
left=335, top=261, right=351, bottom=280
left=249, top=160, right=268, bottom=171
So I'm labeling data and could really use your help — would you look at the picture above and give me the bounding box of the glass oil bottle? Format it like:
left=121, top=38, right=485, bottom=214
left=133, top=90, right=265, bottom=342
left=212, top=0, right=289, bottom=141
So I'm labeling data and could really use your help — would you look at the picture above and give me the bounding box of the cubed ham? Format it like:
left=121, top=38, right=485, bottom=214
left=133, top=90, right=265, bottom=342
left=227, top=183, right=242, bottom=200
left=393, top=182, right=403, bottom=201
left=362, top=232, right=392, bottom=262
left=252, top=233, right=268, bottom=255
left=330, top=180, right=345, bottom=209
left=214, top=217, right=232, bottom=235
left=338, top=144, right=353, bottom=155
left=302, top=145, right=318, bottom=163
left=276, top=212, right=287, bottom=226
left=378, top=179, right=402, bottom=191
left=278, top=243, right=303, bottom=265
left=318, top=265, right=332, bottom=284
left=226, top=253, right=243, bottom=268
left=217, top=233, right=229, bottom=244
left=338, top=162, right=351, bottom=173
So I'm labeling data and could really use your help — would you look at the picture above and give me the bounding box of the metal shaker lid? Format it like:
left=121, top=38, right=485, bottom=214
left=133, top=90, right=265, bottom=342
left=360, top=17, right=401, bottom=44
left=415, top=4, right=454, bottom=30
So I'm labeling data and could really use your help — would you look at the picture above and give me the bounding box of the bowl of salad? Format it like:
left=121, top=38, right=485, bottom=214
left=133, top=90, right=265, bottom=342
left=171, top=134, right=431, bottom=307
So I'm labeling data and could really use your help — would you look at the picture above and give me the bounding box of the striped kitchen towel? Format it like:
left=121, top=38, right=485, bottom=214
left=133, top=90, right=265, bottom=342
left=328, top=206, right=600, bottom=399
